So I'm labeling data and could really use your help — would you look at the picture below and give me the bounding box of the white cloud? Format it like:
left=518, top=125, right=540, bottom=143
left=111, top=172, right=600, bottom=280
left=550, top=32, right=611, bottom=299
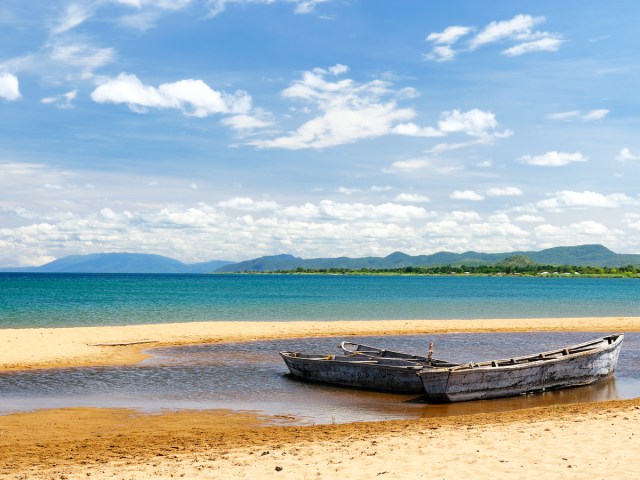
left=315, top=200, right=429, bottom=222
left=391, top=122, right=443, bottom=137
left=469, top=14, right=545, bottom=50
left=113, top=0, right=192, bottom=7
left=622, top=214, right=640, bottom=230
left=280, top=200, right=430, bottom=224
left=335, top=187, right=360, bottom=195
left=43, top=1, right=329, bottom=33
left=328, top=63, right=348, bottom=75
left=0, top=162, right=77, bottom=202
left=450, top=190, right=484, bottom=201
left=0, top=73, right=21, bottom=101
left=205, top=0, right=330, bottom=17
left=486, top=187, right=523, bottom=197
left=41, top=90, right=78, bottom=109
left=423, top=26, right=472, bottom=62
left=515, top=215, right=544, bottom=223
left=1, top=36, right=116, bottom=82
left=426, top=26, right=472, bottom=45
left=394, top=193, right=430, bottom=203
left=518, top=151, right=587, bottom=167
left=3, top=192, right=639, bottom=266
left=384, top=156, right=465, bottom=176
left=52, top=3, right=95, bottom=35
left=293, top=0, right=331, bottom=14
left=537, top=191, right=636, bottom=210
left=534, top=221, right=620, bottom=247
left=582, top=109, right=610, bottom=121
left=49, top=41, right=116, bottom=76
left=114, top=0, right=193, bottom=30
left=252, top=65, right=415, bottom=149
left=424, top=45, right=459, bottom=62
left=502, top=36, right=562, bottom=56
left=371, top=185, right=393, bottom=192
left=1, top=162, right=49, bottom=177
left=217, top=197, right=279, bottom=211
left=386, top=159, right=431, bottom=172
left=616, top=147, right=640, bottom=162
left=547, top=109, right=609, bottom=121
left=426, top=14, right=563, bottom=62
left=394, top=109, right=512, bottom=144
left=547, top=110, right=580, bottom=121
left=445, top=210, right=482, bottom=222
left=91, top=73, right=252, bottom=117
left=221, top=113, right=273, bottom=130
left=437, top=109, right=500, bottom=138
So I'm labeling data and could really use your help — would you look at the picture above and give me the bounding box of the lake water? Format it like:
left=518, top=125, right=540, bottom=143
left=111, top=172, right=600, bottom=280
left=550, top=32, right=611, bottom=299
left=1, top=273, right=639, bottom=328
left=1, top=332, right=638, bottom=424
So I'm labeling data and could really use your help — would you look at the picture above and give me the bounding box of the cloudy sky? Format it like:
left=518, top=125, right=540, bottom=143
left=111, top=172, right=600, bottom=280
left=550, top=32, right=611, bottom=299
left=1, top=0, right=639, bottom=266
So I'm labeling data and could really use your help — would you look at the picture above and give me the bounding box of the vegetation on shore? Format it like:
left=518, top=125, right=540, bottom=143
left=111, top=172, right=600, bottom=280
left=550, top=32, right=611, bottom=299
left=264, top=266, right=639, bottom=277
left=255, top=256, right=640, bottom=277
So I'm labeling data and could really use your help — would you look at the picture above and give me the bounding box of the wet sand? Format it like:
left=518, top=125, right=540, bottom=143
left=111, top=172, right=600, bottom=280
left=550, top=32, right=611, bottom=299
left=1, top=399, right=639, bottom=479
left=1, top=317, right=639, bottom=479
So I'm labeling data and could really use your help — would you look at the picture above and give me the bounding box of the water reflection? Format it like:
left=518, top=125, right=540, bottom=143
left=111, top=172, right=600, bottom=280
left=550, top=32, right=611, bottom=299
left=0, top=332, right=638, bottom=425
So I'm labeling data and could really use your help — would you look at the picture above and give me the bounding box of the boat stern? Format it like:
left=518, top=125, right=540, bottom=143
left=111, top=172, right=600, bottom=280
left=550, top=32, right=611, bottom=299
left=417, top=368, right=452, bottom=402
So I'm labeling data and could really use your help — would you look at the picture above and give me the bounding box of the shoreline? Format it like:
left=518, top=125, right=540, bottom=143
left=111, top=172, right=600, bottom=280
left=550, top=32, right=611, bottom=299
left=1, top=398, right=639, bottom=479
left=2, top=318, right=639, bottom=478
left=2, top=316, right=639, bottom=371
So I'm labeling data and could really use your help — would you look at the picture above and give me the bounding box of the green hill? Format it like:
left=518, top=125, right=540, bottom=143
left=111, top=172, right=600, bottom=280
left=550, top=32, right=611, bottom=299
left=216, top=244, right=640, bottom=272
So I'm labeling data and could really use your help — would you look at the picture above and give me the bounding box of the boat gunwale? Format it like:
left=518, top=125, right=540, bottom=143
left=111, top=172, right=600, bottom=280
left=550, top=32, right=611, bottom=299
left=279, top=351, right=426, bottom=370
left=418, top=334, right=624, bottom=373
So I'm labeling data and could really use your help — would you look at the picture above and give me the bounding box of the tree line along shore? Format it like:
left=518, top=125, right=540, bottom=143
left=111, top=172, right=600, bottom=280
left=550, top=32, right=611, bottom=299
left=246, top=263, right=640, bottom=277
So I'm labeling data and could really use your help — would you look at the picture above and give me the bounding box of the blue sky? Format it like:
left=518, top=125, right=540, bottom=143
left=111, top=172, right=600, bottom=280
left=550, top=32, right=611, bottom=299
left=1, top=0, right=639, bottom=266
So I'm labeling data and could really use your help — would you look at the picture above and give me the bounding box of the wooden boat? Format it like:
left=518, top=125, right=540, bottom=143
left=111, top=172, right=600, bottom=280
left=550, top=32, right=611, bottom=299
left=280, top=351, right=428, bottom=393
left=417, top=334, right=624, bottom=403
left=340, top=341, right=455, bottom=367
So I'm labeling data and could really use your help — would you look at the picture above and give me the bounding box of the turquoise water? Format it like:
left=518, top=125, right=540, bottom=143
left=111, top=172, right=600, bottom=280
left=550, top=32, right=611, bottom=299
left=1, top=273, right=639, bottom=328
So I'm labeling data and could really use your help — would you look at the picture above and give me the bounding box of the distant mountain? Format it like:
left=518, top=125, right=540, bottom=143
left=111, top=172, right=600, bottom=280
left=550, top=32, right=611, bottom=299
left=2, top=244, right=638, bottom=274
left=0, top=253, right=232, bottom=274
left=215, top=244, right=640, bottom=272
left=523, top=244, right=639, bottom=266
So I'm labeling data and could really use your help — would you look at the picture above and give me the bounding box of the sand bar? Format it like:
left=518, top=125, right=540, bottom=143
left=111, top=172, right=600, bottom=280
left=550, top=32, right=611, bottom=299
left=1, top=316, right=638, bottom=371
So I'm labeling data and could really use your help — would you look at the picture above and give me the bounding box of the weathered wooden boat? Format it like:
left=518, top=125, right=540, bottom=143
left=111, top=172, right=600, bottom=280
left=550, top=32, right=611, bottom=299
left=280, top=351, right=428, bottom=393
left=340, top=341, right=454, bottom=366
left=417, top=334, right=624, bottom=403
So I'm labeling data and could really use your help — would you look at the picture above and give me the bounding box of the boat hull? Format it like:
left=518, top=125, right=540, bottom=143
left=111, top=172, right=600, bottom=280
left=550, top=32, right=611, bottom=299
left=418, top=334, right=623, bottom=403
left=280, top=353, right=425, bottom=394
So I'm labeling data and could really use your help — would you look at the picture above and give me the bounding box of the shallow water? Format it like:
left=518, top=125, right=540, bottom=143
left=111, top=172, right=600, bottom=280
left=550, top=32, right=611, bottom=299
left=1, top=332, right=638, bottom=424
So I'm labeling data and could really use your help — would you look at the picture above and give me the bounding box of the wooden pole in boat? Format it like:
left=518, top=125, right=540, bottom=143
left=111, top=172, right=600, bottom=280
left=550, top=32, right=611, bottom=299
left=428, top=341, right=434, bottom=366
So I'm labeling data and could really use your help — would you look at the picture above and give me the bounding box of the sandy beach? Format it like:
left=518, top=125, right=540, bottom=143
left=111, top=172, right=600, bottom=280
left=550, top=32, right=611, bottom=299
left=1, top=317, right=639, bottom=479
left=1, top=316, right=638, bottom=371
